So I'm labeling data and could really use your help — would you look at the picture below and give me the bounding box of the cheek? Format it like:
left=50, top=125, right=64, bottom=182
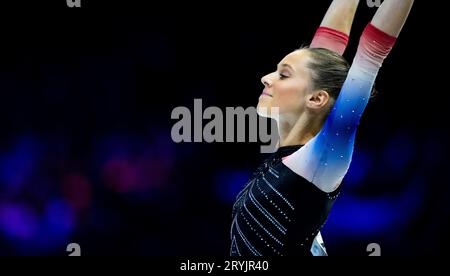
left=273, top=82, right=306, bottom=114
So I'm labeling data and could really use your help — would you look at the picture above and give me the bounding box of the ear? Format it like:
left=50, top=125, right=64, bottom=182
left=306, top=90, right=330, bottom=110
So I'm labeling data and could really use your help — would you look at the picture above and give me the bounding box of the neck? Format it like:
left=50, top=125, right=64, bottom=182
left=277, top=113, right=323, bottom=147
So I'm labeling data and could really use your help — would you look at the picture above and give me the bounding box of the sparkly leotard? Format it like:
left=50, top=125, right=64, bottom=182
left=230, top=23, right=397, bottom=256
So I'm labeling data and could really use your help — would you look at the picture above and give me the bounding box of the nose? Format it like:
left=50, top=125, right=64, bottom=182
left=261, top=74, right=273, bottom=87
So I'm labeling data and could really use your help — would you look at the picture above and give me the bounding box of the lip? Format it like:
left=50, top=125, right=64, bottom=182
left=261, top=90, right=273, bottom=98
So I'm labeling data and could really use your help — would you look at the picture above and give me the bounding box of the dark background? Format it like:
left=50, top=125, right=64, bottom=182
left=0, top=0, right=448, bottom=256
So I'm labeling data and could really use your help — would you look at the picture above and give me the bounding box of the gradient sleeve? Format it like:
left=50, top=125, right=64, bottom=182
left=310, top=27, right=350, bottom=56
left=284, top=24, right=397, bottom=192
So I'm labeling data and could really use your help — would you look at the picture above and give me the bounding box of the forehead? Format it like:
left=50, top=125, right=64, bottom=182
left=279, top=49, right=311, bottom=72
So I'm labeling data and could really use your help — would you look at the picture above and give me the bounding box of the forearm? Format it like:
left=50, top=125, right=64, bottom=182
left=310, top=0, right=359, bottom=55
left=354, top=0, right=414, bottom=80
left=371, top=0, right=414, bottom=38
left=319, top=0, right=359, bottom=35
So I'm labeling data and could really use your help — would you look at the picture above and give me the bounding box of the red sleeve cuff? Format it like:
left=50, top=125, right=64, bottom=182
left=358, top=23, right=397, bottom=63
left=310, top=27, right=349, bottom=55
left=364, top=23, right=397, bottom=48
left=354, top=23, right=398, bottom=72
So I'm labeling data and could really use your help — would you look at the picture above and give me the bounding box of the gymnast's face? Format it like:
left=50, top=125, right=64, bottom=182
left=258, top=49, right=328, bottom=121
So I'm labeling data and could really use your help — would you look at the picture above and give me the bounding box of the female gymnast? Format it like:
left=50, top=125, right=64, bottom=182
left=230, top=0, right=414, bottom=256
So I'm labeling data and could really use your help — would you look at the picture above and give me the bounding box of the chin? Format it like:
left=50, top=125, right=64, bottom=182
left=257, top=97, right=280, bottom=119
left=257, top=104, right=275, bottom=119
left=257, top=108, right=270, bottom=118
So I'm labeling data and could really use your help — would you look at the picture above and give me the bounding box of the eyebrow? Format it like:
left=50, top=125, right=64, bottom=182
left=278, top=63, right=295, bottom=71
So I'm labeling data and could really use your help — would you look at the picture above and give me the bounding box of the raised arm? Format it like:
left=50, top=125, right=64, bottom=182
left=285, top=0, right=415, bottom=193
left=371, top=0, right=414, bottom=37
left=354, top=0, right=414, bottom=81
left=310, top=0, right=360, bottom=55
left=317, top=0, right=359, bottom=35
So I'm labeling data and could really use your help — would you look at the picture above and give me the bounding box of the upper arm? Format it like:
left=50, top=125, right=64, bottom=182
left=282, top=65, right=371, bottom=193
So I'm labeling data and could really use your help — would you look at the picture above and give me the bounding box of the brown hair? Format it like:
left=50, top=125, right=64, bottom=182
left=304, top=47, right=377, bottom=100
left=304, top=47, right=350, bottom=100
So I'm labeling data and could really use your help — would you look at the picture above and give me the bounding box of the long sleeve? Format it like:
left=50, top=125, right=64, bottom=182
left=284, top=23, right=397, bottom=193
